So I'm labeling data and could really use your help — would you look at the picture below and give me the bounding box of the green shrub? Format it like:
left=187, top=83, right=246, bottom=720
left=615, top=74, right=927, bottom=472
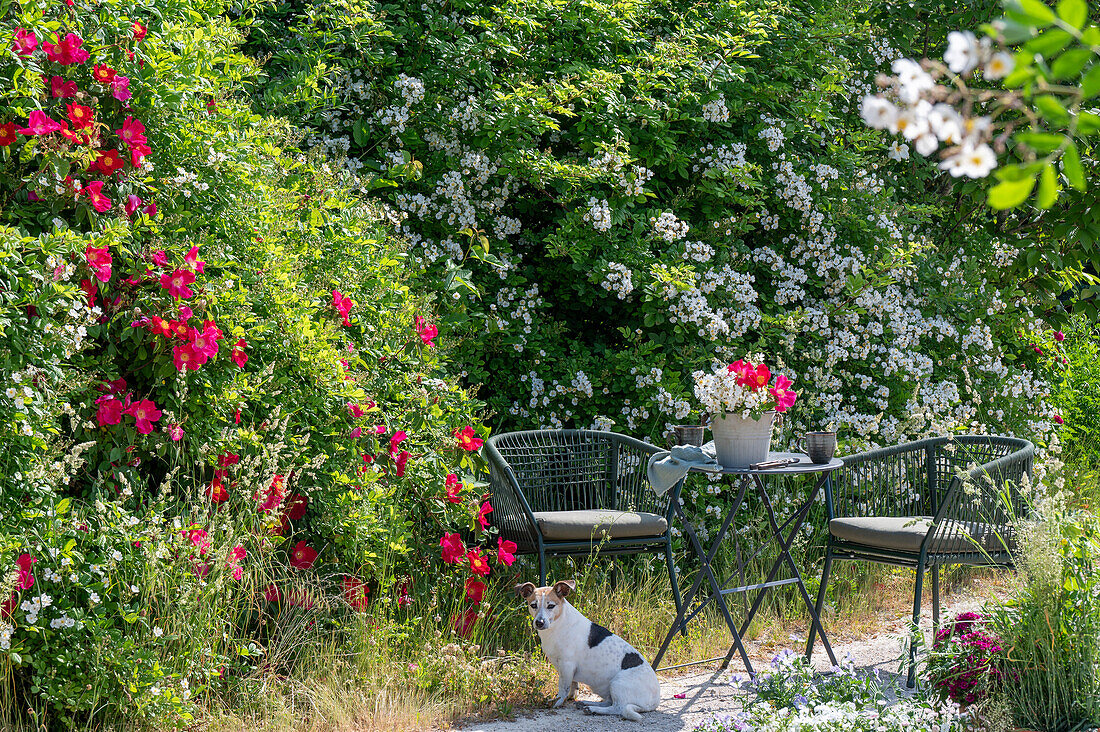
left=245, top=0, right=1062, bottom=453
left=987, top=510, right=1100, bottom=732
left=1049, top=315, right=1100, bottom=461
left=0, top=0, right=499, bottom=724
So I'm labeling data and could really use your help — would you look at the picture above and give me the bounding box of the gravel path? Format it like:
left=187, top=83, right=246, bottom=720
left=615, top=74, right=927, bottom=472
left=449, top=585, right=995, bottom=732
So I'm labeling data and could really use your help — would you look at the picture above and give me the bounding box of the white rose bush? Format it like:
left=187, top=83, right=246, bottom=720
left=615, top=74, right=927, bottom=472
left=252, top=0, right=1067, bottom=454
left=861, top=0, right=1100, bottom=320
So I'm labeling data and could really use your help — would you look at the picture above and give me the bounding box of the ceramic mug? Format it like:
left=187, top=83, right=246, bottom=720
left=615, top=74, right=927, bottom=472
left=802, top=431, right=837, bottom=464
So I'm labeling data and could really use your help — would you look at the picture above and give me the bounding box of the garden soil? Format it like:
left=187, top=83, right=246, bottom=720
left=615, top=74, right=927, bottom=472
left=446, top=587, right=993, bottom=731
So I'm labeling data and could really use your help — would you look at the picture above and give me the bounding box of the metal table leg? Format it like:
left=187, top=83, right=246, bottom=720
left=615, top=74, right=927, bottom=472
left=724, top=473, right=836, bottom=668
left=653, top=480, right=753, bottom=672
left=656, top=465, right=839, bottom=674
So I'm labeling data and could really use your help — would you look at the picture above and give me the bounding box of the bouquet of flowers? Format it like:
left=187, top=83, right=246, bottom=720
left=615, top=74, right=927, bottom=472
left=693, top=357, right=797, bottom=419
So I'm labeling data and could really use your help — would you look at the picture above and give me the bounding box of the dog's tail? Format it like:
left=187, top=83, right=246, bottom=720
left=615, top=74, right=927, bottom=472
left=621, top=704, right=643, bottom=722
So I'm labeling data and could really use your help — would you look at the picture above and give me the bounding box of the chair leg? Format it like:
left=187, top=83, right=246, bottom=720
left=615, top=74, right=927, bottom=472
left=931, top=565, right=940, bottom=631
left=908, top=564, right=924, bottom=688
left=539, top=549, right=547, bottom=587
left=665, top=539, right=686, bottom=636
left=806, top=549, right=833, bottom=660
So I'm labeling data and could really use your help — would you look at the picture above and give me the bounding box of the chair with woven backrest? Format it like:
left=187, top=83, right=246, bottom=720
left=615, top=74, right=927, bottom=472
left=806, top=434, right=1035, bottom=686
left=485, top=429, right=682, bottom=616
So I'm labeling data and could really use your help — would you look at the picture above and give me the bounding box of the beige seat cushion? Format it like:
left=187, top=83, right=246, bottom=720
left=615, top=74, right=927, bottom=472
left=532, top=510, right=668, bottom=541
left=829, top=516, right=1011, bottom=553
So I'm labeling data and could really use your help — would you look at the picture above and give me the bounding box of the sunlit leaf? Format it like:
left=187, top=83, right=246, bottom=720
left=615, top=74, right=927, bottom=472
left=1013, top=0, right=1056, bottom=26
left=987, top=173, right=1037, bottom=209
left=1056, top=0, right=1087, bottom=28
left=1063, top=143, right=1086, bottom=189
left=1051, top=48, right=1093, bottom=78
left=1035, top=94, right=1070, bottom=123
left=1037, top=163, right=1059, bottom=208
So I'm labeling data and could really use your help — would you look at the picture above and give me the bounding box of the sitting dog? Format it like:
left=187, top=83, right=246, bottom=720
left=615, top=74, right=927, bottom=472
left=516, top=579, right=660, bottom=721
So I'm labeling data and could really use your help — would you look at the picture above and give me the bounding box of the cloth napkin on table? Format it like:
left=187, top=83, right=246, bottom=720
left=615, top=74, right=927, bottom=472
left=646, top=441, right=724, bottom=496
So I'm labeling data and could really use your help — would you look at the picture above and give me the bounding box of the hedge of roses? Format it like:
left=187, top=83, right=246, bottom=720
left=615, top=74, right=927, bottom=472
left=247, top=0, right=1064, bottom=455
left=0, top=0, right=505, bottom=724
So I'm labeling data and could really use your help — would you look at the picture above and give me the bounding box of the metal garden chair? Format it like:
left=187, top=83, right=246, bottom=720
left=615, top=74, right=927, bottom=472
left=806, top=434, right=1034, bottom=686
left=485, top=429, right=683, bottom=615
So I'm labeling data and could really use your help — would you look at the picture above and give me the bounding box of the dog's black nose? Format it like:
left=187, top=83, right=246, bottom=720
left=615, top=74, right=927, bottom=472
left=534, top=618, right=546, bottom=629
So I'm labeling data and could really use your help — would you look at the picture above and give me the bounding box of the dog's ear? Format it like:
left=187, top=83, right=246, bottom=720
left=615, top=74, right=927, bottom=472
left=515, top=582, right=536, bottom=600
left=552, top=579, right=576, bottom=599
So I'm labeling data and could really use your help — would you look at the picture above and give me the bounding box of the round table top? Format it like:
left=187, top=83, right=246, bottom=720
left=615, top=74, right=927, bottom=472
left=689, top=451, right=843, bottom=476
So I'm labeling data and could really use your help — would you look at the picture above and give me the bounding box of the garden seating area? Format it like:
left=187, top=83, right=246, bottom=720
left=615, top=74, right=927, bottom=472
left=2, top=0, right=1100, bottom=730
left=486, top=430, right=679, bottom=589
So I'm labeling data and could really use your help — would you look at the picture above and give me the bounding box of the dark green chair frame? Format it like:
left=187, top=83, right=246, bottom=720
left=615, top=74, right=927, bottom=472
left=485, top=429, right=683, bottom=615
left=807, top=434, right=1035, bottom=686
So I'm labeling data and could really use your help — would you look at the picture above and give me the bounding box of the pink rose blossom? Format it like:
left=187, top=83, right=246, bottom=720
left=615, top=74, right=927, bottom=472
left=161, top=269, right=196, bottom=299
left=13, top=28, right=37, bottom=56
left=184, top=245, right=204, bottom=274
left=125, top=194, right=143, bottom=217
left=18, top=110, right=62, bottom=136
left=231, top=338, right=247, bottom=368
left=394, top=450, right=410, bottom=477
left=85, top=244, right=113, bottom=282
left=110, top=75, right=131, bottom=102
left=96, top=396, right=125, bottom=426
left=126, top=399, right=162, bottom=434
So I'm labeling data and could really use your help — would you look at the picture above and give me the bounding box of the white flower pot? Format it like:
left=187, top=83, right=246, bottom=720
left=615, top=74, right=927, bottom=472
left=710, top=411, right=775, bottom=468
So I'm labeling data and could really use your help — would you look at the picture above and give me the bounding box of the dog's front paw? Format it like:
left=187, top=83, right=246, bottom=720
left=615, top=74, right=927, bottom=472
left=574, top=701, right=588, bottom=710
left=551, top=695, right=565, bottom=709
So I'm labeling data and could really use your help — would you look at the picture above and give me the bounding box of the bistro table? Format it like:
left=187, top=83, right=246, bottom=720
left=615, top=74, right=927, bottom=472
left=652, top=452, right=842, bottom=673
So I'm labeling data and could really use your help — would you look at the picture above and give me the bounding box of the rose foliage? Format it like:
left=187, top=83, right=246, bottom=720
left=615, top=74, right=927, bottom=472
left=0, top=0, right=499, bottom=724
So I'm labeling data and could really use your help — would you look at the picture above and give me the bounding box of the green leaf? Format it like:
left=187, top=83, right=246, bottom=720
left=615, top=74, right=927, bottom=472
left=1037, top=163, right=1059, bottom=207
left=1083, top=64, right=1100, bottom=98
left=352, top=120, right=369, bottom=146
left=1056, top=0, right=1088, bottom=28
left=988, top=173, right=1037, bottom=209
left=997, top=18, right=1038, bottom=43
left=1063, top=143, right=1086, bottom=189
left=1015, top=131, right=1067, bottom=152
left=1035, top=94, right=1070, bottom=123
left=1015, top=0, right=1056, bottom=25
left=995, top=161, right=1045, bottom=181
left=1051, top=48, right=1093, bottom=78
left=1026, top=28, right=1073, bottom=55
left=1078, top=110, right=1100, bottom=133
left=998, top=17, right=1038, bottom=43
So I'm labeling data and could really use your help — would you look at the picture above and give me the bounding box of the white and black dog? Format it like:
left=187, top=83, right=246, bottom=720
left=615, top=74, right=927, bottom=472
left=516, top=579, right=661, bottom=722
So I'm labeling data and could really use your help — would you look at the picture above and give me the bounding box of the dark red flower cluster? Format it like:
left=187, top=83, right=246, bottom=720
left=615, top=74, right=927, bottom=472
left=342, top=576, right=370, bottom=611
left=439, top=529, right=517, bottom=636
left=932, top=612, right=1006, bottom=706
